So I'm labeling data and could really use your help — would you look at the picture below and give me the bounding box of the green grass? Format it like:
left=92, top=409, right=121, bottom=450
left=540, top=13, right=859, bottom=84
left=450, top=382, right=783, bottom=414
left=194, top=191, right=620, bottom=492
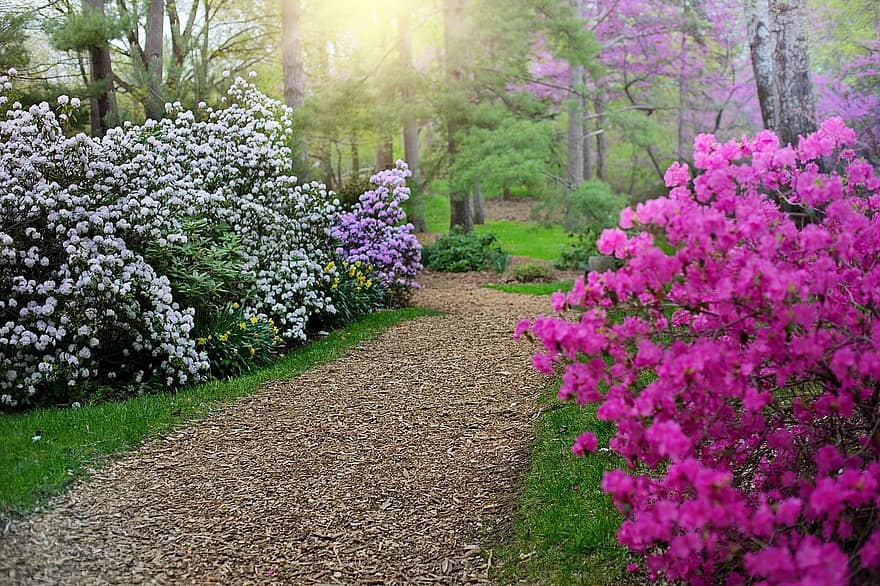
left=492, top=388, right=634, bottom=585
left=424, top=192, right=451, bottom=233
left=475, top=220, right=569, bottom=261
left=485, top=281, right=575, bottom=296
left=0, top=307, right=438, bottom=516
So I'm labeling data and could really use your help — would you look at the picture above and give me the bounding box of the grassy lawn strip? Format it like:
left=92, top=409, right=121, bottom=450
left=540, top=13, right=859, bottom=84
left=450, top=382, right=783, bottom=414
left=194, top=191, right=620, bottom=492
left=0, top=307, right=438, bottom=516
left=485, top=281, right=574, bottom=296
left=493, top=385, right=634, bottom=585
left=475, top=220, right=569, bottom=262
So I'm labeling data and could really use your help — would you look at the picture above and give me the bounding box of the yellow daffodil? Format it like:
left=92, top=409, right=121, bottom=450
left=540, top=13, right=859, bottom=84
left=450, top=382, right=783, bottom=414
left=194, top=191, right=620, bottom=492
left=248, top=346, right=255, bottom=356
left=196, top=337, right=207, bottom=345
left=232, top=348, right=238, bottom=354
left=232, top=302, right=240, bottom=309
left=239, top=322, right=247, bottom=330
left=249, top=316, right=258, bottom=324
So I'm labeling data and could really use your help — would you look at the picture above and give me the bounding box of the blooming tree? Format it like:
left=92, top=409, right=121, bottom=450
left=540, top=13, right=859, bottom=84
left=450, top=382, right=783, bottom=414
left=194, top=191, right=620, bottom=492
left=518, top=118, right=880, bottom=585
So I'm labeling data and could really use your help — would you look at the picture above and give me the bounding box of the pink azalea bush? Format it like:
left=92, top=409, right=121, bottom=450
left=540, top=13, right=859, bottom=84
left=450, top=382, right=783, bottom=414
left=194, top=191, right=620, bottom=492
left=331, top=161, right=422, bottom=295
left=517, top=118, right=880, bottom=585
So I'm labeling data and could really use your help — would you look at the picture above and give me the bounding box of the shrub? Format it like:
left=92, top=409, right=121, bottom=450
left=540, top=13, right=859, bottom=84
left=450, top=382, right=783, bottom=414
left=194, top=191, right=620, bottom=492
left=554, top=229, right=600, bottom=270
left=0, top=72, right=337, bottom=407
left=512, top=262, right=552, bottom=283
left=518, top=119, right=880, bottom=585
left=331, top=161, right=423, bottom=298
left=422, top=229, right=509, bottom=273
left=315, top=260, right=386, bottom=328
left=194, top=303, right=281, bottom=378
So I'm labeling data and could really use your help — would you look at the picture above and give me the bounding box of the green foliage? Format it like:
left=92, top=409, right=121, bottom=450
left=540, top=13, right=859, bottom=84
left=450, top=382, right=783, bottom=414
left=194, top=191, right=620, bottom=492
left=513, top=262, right=553, bottom=283
left=318, top=260, right=386, bottom=327
left=194, top=304, right=281, bottom=378
left=333, top=176, right=374, bottom=210
left=0, top=10, right=31, bottom=71
left=142, top=218, right=254, bottom=315
left=422, top=229, right=509, bottom=273
left=0, top=307, right=438, bottom=515
left=451, top=107, right=554, bottom=198
left=555, top=229, right=600, bottom=271
left=47, top=5, right=123, bottom=52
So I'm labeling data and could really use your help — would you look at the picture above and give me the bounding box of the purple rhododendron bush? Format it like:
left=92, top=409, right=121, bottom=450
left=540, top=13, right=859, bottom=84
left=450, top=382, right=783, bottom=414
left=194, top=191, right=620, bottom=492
left=0, top=72, right=421, bottom=408
left=517, top=119, right=880, bottom=585
left=332, top=161, right=423, bottom=298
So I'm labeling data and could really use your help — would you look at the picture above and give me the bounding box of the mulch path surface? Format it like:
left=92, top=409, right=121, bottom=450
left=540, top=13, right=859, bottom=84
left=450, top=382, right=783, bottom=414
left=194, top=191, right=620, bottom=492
left=0, top=271, right=558, bottom=585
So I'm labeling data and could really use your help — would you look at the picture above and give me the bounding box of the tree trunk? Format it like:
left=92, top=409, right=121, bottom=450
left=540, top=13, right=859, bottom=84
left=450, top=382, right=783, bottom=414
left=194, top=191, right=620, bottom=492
left=444, top=0, right=472, bottom=232
left=749, top=0, right=816, bottom=146
left=770, top=0, right=816, bottom=146
left=677, top=33, right=688, bottom=161
left=85, top=0, right=118, bottom=136
left=566, top=0, right=585, bottom=188
left=583, top=100, right=594, bottom=181
left=472, top=182, right=485, bottom=225
left=144, top=0, right=164, bottom=120
left=749, top=0, right=779, bottom=133
left=375, top=137, right=394, bottom=170
left=165, top=0, right=200, bottom=100
left=281, top=0, right=308, bottom=163
left=398, top=10, right=421, bottom=187
left=351, top=130, right=360, bottom=180
left=594, top=93, right=608, bottom=182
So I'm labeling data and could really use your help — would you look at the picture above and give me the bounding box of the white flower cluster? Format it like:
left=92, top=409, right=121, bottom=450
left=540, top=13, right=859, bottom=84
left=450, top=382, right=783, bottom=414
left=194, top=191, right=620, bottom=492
left=1, top=74, right=337, bottom=407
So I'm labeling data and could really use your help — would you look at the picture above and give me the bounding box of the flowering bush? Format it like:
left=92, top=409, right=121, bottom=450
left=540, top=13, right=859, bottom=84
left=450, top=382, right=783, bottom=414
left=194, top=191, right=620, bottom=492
left=315, top=259, right=386, bottom=328
left=0, top=72, right=339, bottom=407
left=517, top=118, right=880, bottom=585
left=194, top=303, right=282, bottom=378
left=331, top=161, right=422, bottom=296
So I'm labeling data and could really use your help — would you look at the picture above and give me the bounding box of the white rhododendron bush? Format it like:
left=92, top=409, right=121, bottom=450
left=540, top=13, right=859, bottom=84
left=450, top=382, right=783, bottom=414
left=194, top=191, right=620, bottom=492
left=0, top=74, right=353, bottom=408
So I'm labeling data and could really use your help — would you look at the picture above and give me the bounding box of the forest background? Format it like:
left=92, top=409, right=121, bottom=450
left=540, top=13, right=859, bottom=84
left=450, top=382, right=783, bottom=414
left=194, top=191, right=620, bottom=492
left=1, top=0, right=878, bottom=233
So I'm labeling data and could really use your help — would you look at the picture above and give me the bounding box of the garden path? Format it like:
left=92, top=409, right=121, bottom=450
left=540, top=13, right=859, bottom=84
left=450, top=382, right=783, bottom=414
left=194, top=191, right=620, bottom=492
left=0, top=272, right=554, bottom=585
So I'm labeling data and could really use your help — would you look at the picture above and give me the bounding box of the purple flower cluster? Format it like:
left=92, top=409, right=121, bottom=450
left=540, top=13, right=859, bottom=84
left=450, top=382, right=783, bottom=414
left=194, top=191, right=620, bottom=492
left=519, top=118, right=880, bottom=585
left=331, top=161, right=422, bottom=291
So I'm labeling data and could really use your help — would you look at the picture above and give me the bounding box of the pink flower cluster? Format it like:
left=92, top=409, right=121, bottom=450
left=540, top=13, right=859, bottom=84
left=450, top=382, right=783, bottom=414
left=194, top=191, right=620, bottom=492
left=518, top=118, right=880, bottom=585
left=331, top=161, right=422, bottom=292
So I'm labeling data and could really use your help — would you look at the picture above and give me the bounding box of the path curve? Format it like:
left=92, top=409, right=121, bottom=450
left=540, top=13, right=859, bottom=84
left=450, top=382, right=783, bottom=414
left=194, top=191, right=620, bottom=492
left=1, top=273, right=551, bottom=585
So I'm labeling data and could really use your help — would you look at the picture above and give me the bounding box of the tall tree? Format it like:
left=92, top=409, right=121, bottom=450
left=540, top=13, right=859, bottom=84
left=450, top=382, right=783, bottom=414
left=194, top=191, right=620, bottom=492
left=397, top=8, right=426, bottom=231
left=444, top=0, right=473, bottom=232
left=144, top=0, right=164, bottom=119
left=281, top=0, right=307, bottom=162
left=749, top=0, right=817, bottom=146
left=84, top=0, right=119, bottom=135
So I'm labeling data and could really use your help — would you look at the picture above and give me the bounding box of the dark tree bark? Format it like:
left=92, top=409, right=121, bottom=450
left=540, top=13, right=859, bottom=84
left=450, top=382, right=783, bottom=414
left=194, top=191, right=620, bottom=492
left=85, top=0, right=118, bottom=136
left=472, top=182, right=485, bottom=225
left=444, top=0, right=472, bottom=232
left=144, top=0, right=164, bottom=120
left=748, top=0, right=817, bottom=146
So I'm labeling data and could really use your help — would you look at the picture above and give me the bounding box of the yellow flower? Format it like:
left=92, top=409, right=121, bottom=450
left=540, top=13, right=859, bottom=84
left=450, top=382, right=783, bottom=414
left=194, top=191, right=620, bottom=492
left=248, top=346, right=255, bottom=356
left=232, top=302, right=240, bottom=309
left=348, top=266, right=356, bottom=277
left=355, top=260, right=361, bottom=267
left=365, top=279, right=372, bottom=288
left=233, top=348, right=239, bottom=354
left=323, top=261, right=335, bottom=273
left=218, top=333, right=229, bottom=342
left=207, top=335, right=213, bottom=340
left=196, top=337, right=207, bottom=345
left=249, top=316, right=258, bottom=324
left=239, top=322, right=247, bottom=330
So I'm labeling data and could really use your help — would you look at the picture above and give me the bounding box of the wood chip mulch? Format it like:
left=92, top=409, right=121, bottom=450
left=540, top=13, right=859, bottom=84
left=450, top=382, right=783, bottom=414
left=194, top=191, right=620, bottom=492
left=0, top=271, right=553, bottom=585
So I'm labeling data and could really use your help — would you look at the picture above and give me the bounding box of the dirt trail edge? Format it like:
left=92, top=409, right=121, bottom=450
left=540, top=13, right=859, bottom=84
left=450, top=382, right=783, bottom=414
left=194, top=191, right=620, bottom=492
left=1, top=272, right=552, bottom=585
